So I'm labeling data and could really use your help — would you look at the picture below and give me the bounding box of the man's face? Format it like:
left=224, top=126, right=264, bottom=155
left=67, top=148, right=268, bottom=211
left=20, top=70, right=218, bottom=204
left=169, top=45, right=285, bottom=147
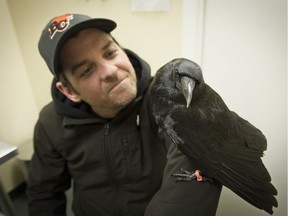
left=58, top=28, right=137, bottom=118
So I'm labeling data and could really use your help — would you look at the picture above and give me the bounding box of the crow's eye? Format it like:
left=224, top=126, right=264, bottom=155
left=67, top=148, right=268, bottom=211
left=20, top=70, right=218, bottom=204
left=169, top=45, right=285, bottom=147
left=172, top=69, right=179, bottom=79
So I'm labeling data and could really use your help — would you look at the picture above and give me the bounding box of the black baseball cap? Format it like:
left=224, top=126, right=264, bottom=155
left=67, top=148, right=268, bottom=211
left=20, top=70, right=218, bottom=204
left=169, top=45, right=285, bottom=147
left=38, top=13, right=117, bottom=79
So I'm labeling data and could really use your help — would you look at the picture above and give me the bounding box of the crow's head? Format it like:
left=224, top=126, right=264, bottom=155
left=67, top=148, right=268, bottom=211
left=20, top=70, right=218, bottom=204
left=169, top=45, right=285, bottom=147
left=153, top=58, right=204, bottom=108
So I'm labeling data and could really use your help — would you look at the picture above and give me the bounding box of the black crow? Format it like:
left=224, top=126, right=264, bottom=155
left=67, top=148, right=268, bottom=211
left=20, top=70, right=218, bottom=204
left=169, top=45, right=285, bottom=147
left=148, top=58, right=278, bottom=215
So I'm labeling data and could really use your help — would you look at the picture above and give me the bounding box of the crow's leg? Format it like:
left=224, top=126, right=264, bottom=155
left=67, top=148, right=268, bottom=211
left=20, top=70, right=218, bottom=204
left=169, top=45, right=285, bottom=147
left=172, top=168, right=213, bottom=183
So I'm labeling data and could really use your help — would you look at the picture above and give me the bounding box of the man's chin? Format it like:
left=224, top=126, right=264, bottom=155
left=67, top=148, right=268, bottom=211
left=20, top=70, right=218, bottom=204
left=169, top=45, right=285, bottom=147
left=113, top=91, right=137, bottom=107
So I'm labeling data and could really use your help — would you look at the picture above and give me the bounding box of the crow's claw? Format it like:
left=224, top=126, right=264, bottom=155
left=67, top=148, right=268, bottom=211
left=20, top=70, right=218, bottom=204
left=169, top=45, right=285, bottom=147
left=172, top=168, right=213, bottom=183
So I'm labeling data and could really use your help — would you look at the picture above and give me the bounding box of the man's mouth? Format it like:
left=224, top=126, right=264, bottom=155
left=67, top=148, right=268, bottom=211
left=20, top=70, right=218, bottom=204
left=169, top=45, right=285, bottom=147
left=108, top=77, right=128, bottom=93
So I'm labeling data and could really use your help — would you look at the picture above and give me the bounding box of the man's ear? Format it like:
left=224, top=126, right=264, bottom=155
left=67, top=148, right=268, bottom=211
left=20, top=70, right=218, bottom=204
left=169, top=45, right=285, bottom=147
left=56, top=82, right=82, bottom=103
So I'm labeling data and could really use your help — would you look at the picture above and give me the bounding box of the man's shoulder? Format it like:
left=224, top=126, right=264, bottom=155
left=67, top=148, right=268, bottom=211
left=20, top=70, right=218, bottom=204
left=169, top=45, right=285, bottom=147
left=40, top=101, right=56, bottom=116
left=38, top=101, right=62, bottom=125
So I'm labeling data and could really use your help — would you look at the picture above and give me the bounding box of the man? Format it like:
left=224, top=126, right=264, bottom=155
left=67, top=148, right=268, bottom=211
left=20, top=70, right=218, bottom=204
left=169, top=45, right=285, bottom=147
left=27, top=13, right=166, bottom=216
left=27, top=13, right=221, bottom=216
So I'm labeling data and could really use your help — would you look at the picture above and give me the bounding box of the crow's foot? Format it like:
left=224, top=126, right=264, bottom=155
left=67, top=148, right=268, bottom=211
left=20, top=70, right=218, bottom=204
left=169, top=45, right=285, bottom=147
left=172, top=168, right=213, bottom=183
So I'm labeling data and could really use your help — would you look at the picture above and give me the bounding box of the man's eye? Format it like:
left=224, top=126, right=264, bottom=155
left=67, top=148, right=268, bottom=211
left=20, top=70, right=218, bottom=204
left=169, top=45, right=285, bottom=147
left=105, top=50, right=117, bottom=58
left=80, top=66, right=94, bottom=78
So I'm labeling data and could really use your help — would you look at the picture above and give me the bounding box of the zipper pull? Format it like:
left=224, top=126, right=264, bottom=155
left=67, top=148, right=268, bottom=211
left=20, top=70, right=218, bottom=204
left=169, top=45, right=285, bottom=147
left=104, top=124, right=109, bottom=135
left=136, top=114, right=140, bottom=126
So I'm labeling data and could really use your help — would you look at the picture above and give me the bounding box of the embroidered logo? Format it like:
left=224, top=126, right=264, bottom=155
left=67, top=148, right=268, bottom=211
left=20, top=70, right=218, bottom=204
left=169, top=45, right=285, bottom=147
left=48, top=14, right=73, bottom=39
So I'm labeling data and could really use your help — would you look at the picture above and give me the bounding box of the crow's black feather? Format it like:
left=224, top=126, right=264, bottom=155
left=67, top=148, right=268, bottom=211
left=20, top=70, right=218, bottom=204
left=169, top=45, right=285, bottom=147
left=149, top=58, right=278, bottom=215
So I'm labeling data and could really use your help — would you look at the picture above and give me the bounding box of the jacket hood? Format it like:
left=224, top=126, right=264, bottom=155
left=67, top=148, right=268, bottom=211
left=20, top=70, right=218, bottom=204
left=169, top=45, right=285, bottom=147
left=51, top=49, right=151, bottom=122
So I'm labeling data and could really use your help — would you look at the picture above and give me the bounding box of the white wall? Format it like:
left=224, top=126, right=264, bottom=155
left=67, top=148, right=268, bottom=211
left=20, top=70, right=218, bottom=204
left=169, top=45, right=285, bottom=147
left=183, top=0, right=287, bottom=216
left=0, top=0, right=38, bottom=191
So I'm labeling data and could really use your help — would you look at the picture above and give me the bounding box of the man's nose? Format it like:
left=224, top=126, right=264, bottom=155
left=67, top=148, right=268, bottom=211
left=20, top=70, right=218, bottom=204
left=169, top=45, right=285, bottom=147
left=99, top=61, right=118, bottom=81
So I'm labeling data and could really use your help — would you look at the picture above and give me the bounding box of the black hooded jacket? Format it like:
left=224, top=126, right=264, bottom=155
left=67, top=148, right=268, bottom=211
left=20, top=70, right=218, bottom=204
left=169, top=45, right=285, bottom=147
left=27, top=50, right=167, bottom=216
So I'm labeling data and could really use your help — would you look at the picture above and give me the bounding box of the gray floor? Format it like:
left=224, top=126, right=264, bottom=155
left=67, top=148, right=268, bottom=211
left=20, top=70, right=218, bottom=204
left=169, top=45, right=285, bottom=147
left=0, top=191, right=28, bottom=216
left=0, top=187, right=73, bottom=216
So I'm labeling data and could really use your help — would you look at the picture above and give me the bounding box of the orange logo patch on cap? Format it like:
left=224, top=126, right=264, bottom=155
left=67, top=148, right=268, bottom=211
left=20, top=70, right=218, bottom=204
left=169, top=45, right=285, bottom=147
left=48, top=14, right=73, bottom=39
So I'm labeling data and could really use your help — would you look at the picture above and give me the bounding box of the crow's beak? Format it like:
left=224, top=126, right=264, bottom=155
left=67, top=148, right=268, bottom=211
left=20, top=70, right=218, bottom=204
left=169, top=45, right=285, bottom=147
left=176, top=76, right=195, bottom=108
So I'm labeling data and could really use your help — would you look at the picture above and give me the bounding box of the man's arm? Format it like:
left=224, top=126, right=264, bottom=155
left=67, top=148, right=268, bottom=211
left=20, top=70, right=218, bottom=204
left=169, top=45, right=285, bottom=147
left=27, top=120, right=71, bottom=216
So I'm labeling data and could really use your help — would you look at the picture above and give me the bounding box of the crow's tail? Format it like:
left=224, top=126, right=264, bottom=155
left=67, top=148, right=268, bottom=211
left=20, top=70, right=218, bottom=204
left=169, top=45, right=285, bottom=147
left=215, top=150, right=278, bottom=215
